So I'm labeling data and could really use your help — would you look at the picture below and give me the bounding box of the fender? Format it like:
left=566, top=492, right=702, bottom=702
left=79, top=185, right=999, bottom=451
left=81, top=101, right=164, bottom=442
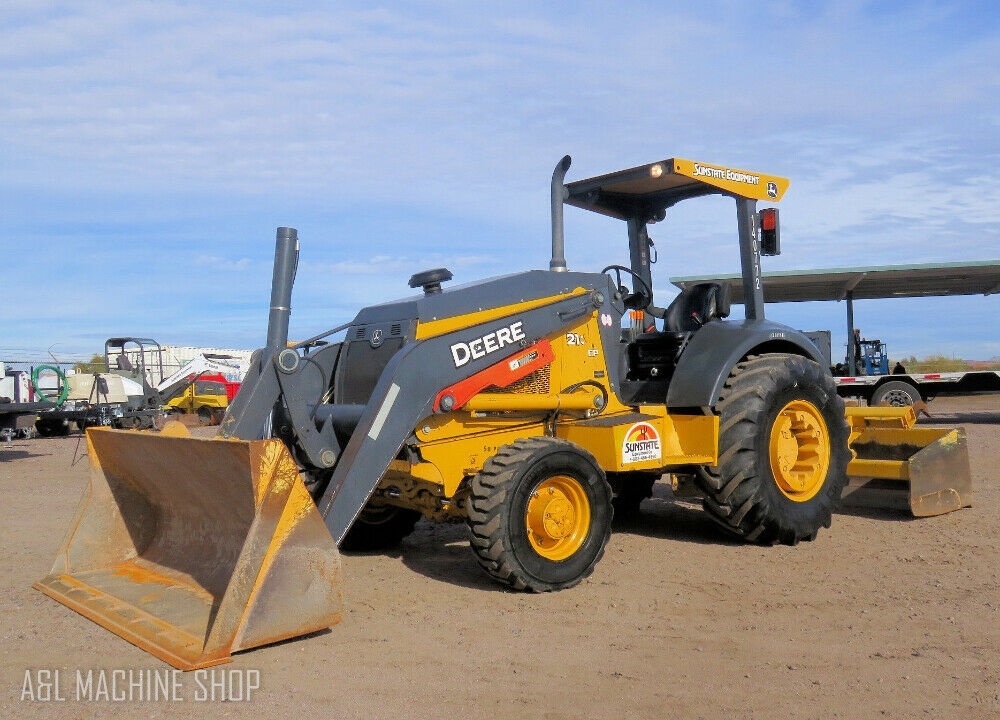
left=666, top=319, right=827, bottom=409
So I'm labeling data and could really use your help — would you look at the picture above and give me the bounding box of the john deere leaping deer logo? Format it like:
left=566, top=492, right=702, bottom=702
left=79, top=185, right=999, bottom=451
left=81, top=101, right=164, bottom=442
left=622, top=422, right=661, bottom=465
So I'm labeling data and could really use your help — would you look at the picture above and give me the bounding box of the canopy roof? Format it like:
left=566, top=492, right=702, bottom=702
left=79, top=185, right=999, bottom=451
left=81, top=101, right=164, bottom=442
left=671, top=260, right=1000, bottom=303
left=565, top=157, right=788, bottom=221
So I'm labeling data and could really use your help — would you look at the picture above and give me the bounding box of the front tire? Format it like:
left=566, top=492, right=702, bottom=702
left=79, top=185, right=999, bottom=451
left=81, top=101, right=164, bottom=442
left=467, top=437, right=613, bottom=592
left=339, top=504, right=422, bottom=551
left=697, top=353, right=850, bottom=545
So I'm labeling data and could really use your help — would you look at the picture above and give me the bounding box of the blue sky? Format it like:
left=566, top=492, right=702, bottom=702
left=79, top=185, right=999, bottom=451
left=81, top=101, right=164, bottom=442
left=2, top=1, right=998, bottom=366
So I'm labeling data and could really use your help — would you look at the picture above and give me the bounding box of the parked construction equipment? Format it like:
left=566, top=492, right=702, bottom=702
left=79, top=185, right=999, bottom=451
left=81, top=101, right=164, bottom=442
left=165, top=373, right=240, bottom=424
left=33, top=338, right=166, bottom=435
left=36, top=155, right=972, bottom=669
left=798, top=330, right=1000, bottom=406
left=1, top=362, right=49, bottom=440
left=158, top=355, right=244, bottom=425
left=33, top=340, right=244, bottom=434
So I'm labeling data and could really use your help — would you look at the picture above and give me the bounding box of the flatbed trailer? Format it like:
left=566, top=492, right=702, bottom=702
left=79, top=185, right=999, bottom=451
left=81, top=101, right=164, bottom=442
left=0, top=401, right=52, bottom=440
left=835, top=370, right=1000, bottom=405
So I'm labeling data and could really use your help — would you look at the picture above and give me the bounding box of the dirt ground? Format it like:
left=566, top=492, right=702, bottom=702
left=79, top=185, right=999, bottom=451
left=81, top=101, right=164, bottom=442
left=2, top=395, right=997, bottom=720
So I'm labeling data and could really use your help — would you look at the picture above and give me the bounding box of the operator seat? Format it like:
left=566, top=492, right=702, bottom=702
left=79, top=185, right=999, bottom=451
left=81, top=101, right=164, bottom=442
left=625, top=282, right=731, bottom=394
left=654, top=281, right=731, bottom=361
left=116, top=353, right=134, bottom=371
left=663, top=282, right=731, bottom=333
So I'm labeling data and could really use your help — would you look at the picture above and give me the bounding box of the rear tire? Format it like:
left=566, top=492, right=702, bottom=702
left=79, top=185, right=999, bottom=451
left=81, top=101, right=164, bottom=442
left=467, top=437, right=613, bottom=592
left=339, top=504, right=421, bottom=551
left=870, top=380, right=921, bottom=406
left=697, top=353, right=849, bottom=545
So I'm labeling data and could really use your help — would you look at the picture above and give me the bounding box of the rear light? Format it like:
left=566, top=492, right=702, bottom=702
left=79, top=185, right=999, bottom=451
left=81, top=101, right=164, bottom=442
left=759, top=208, right=780, bottom=256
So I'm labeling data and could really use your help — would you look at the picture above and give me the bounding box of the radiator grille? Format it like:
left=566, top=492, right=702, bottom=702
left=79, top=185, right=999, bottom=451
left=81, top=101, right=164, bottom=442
left=487, top=366, right=550, bottom=395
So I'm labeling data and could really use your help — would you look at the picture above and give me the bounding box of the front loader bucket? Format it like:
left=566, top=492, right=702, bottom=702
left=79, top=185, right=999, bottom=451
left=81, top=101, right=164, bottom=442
left=34, top=427, right=344, bottom=670
left=843, top=407, right=972, bottom=517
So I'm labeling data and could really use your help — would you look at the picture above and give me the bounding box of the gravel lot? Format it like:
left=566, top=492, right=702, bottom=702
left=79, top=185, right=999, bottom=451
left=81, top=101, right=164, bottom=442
left=2, top=394, right=997, bottom=719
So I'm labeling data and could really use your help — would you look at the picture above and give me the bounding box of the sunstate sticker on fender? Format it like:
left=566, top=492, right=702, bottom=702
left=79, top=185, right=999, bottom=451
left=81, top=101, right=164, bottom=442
left=622, top=422, right=661, bottom=465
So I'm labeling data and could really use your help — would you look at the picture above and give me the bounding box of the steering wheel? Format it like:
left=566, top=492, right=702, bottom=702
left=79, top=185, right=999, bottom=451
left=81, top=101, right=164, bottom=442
left=601, top=265, right=652, bottom=311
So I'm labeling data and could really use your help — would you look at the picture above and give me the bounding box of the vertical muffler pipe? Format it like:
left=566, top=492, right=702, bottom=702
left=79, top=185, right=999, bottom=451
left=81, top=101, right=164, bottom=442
left=550, top=155, right=572, bottom=272
left=219, top=226, right=300, bottom=439
left=266, top=227, right=299, bottom=356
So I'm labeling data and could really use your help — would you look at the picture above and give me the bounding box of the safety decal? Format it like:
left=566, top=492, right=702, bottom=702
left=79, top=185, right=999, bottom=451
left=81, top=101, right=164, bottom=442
left=622, top=422, right=662, bottom=465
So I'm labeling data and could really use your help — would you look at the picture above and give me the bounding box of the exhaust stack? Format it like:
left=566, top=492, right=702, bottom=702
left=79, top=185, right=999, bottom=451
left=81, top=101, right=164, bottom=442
left=265, top=226, right=299, bottom=356
left=550, top=155, right=571, bottom=272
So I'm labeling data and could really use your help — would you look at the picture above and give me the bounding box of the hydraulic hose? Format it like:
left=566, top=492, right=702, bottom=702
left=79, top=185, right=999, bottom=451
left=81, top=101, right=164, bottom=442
left=31, top=364, right=69, bottom=405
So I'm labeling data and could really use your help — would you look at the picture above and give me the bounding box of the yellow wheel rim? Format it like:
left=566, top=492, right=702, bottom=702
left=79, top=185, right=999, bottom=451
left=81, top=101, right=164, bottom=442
left=768, top=399, right=831, bottom=502
left=525, top=475, right=591, bottom=561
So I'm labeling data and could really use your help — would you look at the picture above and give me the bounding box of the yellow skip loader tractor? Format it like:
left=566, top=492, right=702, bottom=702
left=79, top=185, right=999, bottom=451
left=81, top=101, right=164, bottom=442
left=35, top=156, right=972, bottom=670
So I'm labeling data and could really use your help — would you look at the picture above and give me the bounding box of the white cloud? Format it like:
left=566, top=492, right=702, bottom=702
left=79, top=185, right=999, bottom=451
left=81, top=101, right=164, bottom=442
left=195, top=255, right=253, bottom=271
left=2, top=2, right=998, bottom=359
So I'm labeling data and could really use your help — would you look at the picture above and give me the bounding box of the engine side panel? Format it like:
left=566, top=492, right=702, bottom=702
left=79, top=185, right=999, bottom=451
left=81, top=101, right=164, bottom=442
left=316, top=279, right=625, bottom=542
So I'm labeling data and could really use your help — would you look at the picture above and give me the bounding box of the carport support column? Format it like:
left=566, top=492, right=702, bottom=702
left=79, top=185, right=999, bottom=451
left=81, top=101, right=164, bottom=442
left=736, top=197, right=764, bottom=320
left=846, top=290, right=857, bottom=376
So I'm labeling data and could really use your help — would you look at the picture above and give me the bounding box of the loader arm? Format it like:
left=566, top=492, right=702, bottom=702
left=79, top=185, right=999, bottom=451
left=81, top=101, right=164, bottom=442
left=218, top=349, right=284, bottom=441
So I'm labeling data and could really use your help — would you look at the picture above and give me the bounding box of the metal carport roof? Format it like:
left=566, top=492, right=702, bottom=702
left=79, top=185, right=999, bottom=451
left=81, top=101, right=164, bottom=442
left=670, top=260, right=1000, bottom=303
left=670, top=260, right=1000, bottom=374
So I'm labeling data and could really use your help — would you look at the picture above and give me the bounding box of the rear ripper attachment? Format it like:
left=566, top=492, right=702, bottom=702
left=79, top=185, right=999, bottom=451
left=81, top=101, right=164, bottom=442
left=842, top=406, right=972, bottom=517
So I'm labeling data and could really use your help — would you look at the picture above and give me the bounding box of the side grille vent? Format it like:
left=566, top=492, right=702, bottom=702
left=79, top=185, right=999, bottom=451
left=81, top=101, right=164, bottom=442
left=488, top=366, right=551, bottom=395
